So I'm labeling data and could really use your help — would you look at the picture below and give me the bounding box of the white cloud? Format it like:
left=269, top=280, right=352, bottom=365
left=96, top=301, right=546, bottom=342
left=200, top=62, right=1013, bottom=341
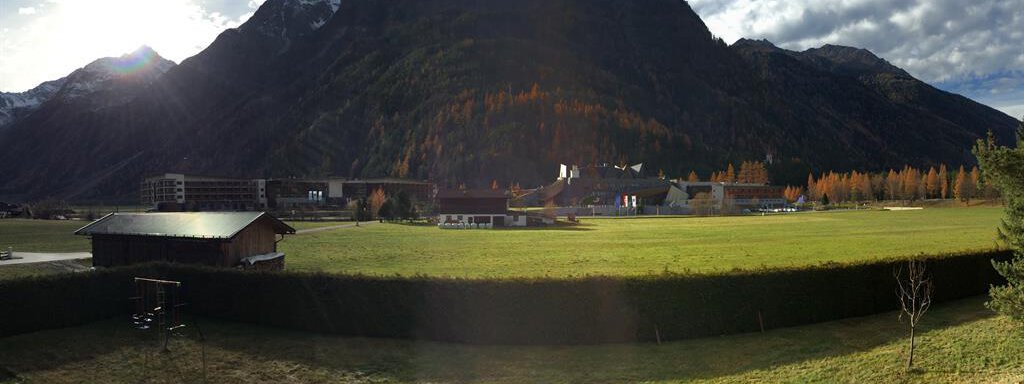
left=17, top=7, right=36, bottom=15
left=0, top=0, right=263, bottom=92
left=690, top=0, right=1024, bottom=85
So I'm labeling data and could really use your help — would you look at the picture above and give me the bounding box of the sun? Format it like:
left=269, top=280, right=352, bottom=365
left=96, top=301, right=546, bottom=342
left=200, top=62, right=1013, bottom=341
left=2, top=0, right=249, bottom=91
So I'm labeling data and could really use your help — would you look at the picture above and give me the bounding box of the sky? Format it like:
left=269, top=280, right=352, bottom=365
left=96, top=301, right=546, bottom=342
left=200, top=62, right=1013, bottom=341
left=0, top=0, right=1021, bottom=119
left=0, top=0, right=267, bottom=92
left=689, top=0, right=1024, bottom=119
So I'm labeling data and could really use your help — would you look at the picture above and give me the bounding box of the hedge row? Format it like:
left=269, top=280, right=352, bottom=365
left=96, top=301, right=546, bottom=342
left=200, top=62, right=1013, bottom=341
left=0, top=250, right=1012, bottom=344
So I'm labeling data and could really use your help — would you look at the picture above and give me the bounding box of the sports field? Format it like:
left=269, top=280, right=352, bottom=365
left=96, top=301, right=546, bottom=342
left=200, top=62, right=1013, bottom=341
left=282, top=207, right=1005, bottom=277
left=0, top=296, right=1019, bottom=383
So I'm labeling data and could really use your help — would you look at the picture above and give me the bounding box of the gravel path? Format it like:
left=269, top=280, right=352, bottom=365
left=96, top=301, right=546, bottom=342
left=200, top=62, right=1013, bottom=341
left=294, top=220, right=377, bottom=234
left=0, top=252, right=92, bottom=265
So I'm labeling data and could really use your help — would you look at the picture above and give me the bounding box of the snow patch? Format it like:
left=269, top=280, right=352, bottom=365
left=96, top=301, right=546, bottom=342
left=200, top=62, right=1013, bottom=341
left=0, top=78, right=66, bottom=128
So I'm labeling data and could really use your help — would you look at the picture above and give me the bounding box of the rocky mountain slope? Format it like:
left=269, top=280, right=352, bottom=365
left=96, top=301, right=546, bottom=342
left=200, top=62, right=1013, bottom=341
left=0, top=78, right=66, bottom=130
left=0, top=0, right=1017, bottom=202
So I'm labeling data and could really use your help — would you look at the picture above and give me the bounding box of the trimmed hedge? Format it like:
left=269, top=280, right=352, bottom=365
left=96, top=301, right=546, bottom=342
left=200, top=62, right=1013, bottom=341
left=0, top=250, right=1012, bottom=344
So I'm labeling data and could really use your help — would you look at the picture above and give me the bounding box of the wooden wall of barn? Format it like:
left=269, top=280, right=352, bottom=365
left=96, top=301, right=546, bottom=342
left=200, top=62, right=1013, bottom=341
left=91, top=235, right=224, bottom=268
left=221, top=218, right=277, bottom=266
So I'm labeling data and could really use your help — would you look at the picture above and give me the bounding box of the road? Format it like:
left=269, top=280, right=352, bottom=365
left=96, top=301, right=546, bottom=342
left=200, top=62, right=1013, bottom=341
left=294, top=220, right=377, bottom=235
left=0, top=252, right=92, bottom=265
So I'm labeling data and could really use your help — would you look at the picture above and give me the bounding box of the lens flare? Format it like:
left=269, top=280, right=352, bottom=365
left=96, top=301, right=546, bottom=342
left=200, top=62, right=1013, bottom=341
left=111, top=47, right=157, bottom=75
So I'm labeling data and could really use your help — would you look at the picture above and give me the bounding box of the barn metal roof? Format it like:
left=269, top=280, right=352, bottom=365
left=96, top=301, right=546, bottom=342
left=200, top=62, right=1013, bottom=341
left=74, top=212, right=295, bottom=240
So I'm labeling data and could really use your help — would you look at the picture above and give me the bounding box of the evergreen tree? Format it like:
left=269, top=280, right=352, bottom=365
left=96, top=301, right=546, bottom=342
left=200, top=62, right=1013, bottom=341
left=970, top=166, right=981, bottom=200
left=975, top=120, right=1024, bottom=322
left=395, top=190, right=414, bottom=221
left=687, top=171, right=699, bottom=182
left=378, top=199, right=396, bottom=222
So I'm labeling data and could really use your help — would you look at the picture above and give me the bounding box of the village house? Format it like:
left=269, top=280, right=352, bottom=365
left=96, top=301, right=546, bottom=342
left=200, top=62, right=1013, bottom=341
left=436, top=189, right=526, bottom=228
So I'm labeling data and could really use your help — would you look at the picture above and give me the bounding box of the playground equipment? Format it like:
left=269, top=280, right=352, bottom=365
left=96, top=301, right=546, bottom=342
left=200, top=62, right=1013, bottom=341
left=130, top=277, right=207, bottom=381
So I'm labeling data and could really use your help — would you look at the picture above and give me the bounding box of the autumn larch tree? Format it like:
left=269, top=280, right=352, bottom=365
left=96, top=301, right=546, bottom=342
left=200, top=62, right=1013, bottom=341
left=953, top=165, right=968, bottom=203
left=939, top=164, right=949, bottom=199
left=925, top=167, right=939, bottom=198
left=369, top=187, right=387, bottom=219
left=687, top=171, right=699, bottom=182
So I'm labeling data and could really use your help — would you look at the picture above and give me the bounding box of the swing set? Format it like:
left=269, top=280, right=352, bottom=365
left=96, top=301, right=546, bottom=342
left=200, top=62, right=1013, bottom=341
left=129, top=277, right=207, bottom=381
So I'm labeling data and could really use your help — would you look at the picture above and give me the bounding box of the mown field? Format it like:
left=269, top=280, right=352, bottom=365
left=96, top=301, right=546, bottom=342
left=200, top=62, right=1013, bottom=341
left=0, top=208, right=1005, bottom=278
left=282, top=208, right=1006, bottom=277
left=0, top=219, right=90, bottom=252
left=0, top=296, right=1020, bottom=383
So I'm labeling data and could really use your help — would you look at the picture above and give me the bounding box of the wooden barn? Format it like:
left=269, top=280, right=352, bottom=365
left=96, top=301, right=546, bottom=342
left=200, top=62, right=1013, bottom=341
left=75, top=212, right=295, bottom=269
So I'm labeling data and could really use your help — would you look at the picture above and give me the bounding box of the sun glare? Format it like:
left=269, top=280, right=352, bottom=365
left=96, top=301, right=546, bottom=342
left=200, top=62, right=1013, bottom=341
left=1, top=0, right=252, bottom=91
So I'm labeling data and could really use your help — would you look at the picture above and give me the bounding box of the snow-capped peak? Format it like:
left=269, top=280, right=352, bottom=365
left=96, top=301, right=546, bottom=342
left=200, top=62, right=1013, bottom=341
left=56, top=46, right=175, bottom=99
left=0, top=77, right=67, bottom=129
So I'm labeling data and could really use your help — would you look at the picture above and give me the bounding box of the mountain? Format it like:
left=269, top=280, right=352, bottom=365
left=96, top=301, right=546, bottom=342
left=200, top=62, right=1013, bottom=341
left=0, top=47, right=175, bottom=200
left=0, top=0, right=1018, bottom=203
left=0, top=78, right=66, bottom=131
left=730, top=39, right=1017, bottom=178
left=52, top=46, right=175, bottom=101
left=0, top=46, right=173, bottom=132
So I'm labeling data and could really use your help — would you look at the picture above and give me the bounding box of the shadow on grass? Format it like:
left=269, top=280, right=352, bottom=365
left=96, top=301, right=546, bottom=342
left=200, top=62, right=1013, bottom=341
left=0, top=297, right=1000, bottom=383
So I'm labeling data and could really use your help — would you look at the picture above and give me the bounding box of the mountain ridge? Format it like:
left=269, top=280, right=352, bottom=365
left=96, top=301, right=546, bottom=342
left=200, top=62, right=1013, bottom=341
left=0, top=0, right=1017, bottom=203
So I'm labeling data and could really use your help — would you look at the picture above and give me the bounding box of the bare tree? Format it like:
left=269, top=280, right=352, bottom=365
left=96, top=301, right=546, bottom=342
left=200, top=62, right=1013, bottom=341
left=895, top=259, right=933, bottom=371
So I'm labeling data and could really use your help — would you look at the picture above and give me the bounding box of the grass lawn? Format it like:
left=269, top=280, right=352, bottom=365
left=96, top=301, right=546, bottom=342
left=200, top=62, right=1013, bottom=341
left=0, top=219, right=90, bottom=252
left=282, top=207, right=1006, bottom=278
left=0, top=208, right=1006, bottom=278
left=0, top=296, right=1020, bottom=383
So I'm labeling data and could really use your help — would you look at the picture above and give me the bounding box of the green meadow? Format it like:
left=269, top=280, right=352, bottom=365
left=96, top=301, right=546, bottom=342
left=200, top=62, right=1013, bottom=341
left=0, top=207, right=1006, bottom=278
left=0, top=219, right=90, bottom=253
left=282, top=207, right=1005, bottom=278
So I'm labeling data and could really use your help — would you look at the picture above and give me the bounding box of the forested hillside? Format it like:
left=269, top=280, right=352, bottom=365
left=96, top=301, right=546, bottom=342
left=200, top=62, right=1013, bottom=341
left=0, top=0, right=1016, bottom=202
